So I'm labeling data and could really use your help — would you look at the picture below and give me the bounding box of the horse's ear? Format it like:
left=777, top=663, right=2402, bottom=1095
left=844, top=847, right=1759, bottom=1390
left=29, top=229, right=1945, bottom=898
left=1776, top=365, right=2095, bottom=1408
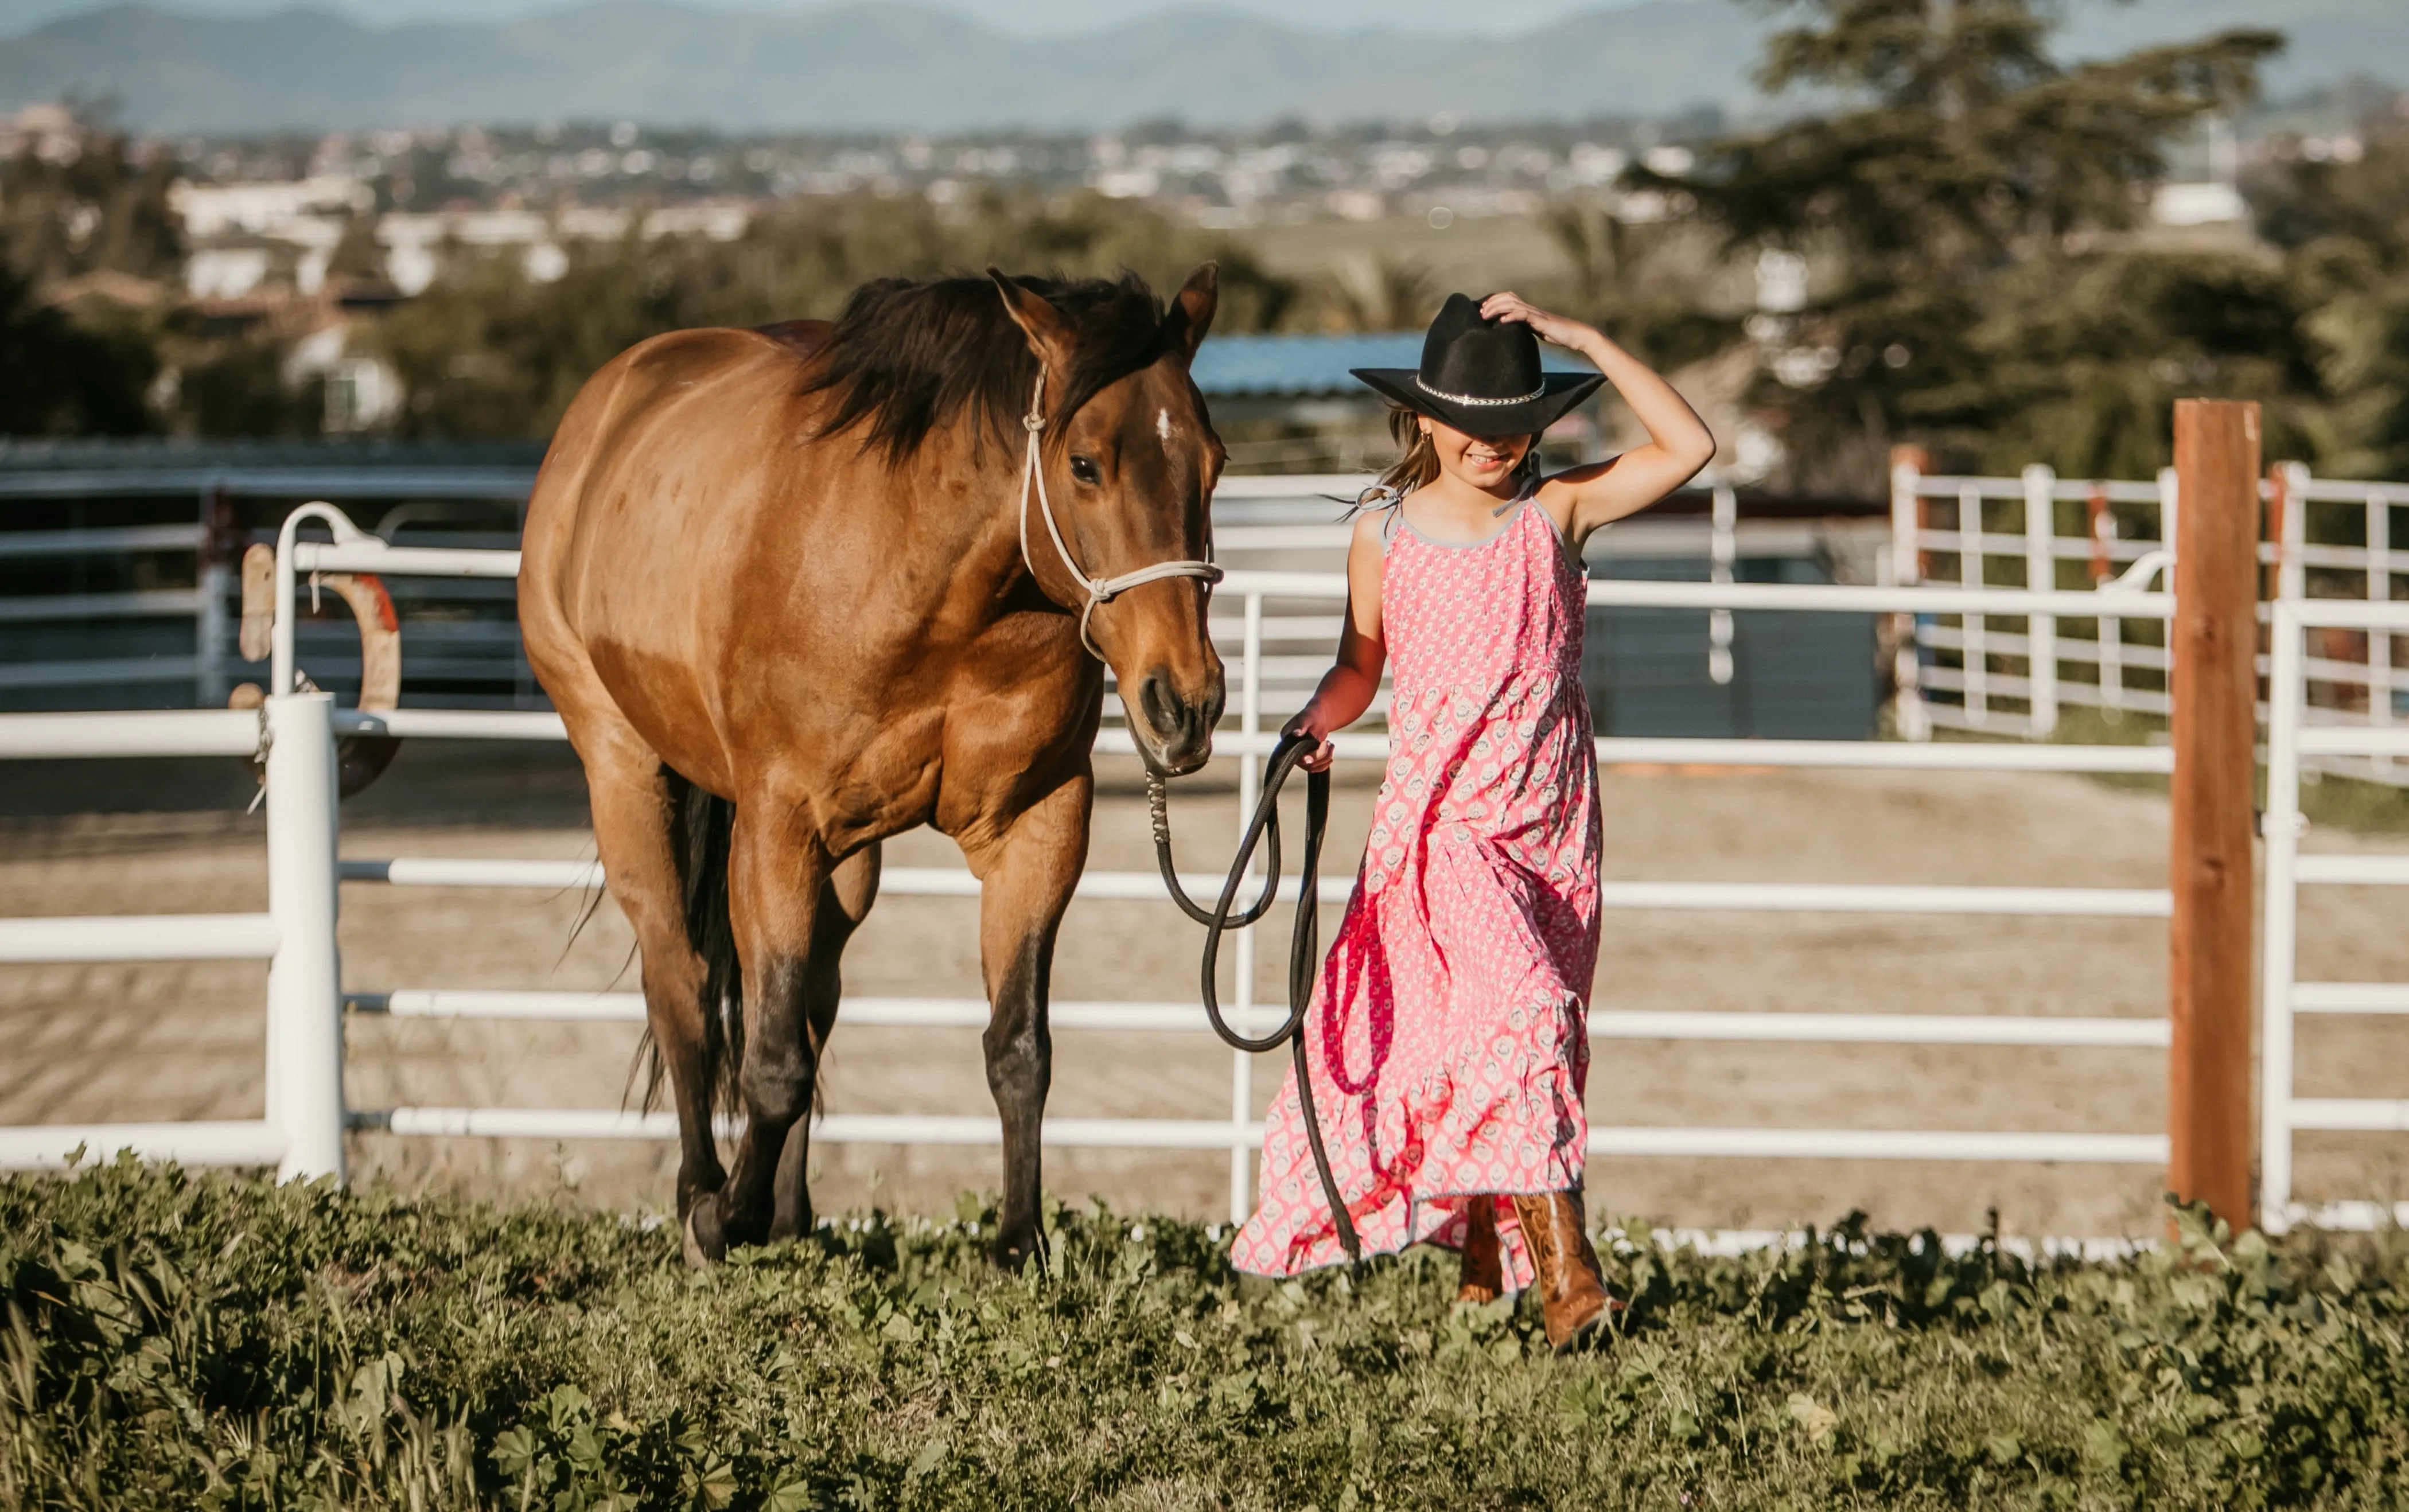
left=1165, top=261, right=1218, bottom=364
left=988, top=268, right=1072, bottom=374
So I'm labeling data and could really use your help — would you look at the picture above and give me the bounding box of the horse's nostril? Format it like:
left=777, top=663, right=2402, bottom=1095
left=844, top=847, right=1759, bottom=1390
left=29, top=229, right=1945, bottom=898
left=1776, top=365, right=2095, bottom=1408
left=1140, top=673, right=1181, bottom=739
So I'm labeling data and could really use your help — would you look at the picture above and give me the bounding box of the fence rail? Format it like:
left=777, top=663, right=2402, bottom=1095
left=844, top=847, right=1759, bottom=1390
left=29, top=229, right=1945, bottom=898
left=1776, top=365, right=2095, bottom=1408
left=0, top=459, right=552, bottom=714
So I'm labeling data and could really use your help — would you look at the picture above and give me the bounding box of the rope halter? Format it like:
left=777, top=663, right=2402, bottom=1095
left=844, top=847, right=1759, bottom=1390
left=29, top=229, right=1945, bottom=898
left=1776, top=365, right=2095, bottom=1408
left=1017, top=372, right=1222, bottom=660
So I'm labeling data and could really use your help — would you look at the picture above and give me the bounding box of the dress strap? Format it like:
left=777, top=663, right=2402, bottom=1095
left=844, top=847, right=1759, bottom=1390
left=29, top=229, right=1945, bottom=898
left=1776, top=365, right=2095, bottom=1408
left=1350, top=482, right=1406, bottom=545
left=1521, top=469, right=1585, bottom=574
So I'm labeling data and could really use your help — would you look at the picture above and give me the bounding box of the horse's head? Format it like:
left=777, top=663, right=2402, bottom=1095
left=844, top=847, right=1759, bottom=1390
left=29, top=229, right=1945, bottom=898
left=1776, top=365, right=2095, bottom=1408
left=991, top=264, right=1228, bottom=775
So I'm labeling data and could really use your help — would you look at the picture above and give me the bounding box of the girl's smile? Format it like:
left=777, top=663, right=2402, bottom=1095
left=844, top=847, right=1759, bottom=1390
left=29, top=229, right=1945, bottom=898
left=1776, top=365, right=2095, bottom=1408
left=1423, top=419, right=1535, bottom=498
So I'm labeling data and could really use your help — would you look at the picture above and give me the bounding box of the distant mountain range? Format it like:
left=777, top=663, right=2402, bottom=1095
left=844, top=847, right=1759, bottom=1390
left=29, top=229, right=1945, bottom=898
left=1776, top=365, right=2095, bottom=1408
left=1, top=0, right=2403, bottom=134
left=0, top=1, right=1762, bottom=131
left=0, top=0, right=1639, bottom=37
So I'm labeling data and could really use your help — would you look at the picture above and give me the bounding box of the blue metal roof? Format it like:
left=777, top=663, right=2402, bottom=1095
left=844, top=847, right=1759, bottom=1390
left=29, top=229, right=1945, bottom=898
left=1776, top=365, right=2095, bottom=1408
left=1190, top=332, right=1599, bottom=399
left=1189, top=333, right=1425, bottom=397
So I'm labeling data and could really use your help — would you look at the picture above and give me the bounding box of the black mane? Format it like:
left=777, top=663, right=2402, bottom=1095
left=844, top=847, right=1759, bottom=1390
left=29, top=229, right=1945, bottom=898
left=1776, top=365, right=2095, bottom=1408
left=799, top=271, right=1172, bottom=464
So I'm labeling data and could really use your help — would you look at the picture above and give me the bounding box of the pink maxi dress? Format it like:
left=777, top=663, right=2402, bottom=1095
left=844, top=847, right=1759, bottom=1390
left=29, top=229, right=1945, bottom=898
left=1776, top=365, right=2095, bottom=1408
left=1231, top=482, right=1602, bottom=1291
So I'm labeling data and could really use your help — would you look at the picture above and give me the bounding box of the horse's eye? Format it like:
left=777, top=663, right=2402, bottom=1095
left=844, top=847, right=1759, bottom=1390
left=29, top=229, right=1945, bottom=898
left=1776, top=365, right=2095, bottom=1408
left=1069, top=454, right=1101, bottom=486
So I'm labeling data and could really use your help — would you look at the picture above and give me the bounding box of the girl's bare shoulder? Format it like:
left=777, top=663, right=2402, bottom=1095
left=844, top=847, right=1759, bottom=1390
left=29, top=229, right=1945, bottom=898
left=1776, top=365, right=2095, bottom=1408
left=1348, top=496, right=1401, bottom=551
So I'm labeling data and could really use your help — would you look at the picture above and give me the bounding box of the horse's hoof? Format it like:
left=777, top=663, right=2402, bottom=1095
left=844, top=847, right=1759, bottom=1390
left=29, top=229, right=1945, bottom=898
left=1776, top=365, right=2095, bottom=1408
left=990, top=1231, right=1044, bottom=1272
left=683, top=1197, right=727, bottom=1267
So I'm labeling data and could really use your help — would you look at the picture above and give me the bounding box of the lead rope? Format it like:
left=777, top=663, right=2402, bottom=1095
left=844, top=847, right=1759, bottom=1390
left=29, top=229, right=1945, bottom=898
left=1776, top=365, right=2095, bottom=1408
left=1017, top=371, right=1223, bottom=660
left=1153, top=731, right=1363, bottom=1267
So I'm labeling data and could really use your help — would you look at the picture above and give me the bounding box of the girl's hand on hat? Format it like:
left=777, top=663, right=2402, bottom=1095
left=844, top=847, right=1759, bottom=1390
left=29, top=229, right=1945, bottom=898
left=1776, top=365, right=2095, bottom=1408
left=1480, top=292, right=1593, bottom=352
left=1283, top=706, right=1338, bottom=772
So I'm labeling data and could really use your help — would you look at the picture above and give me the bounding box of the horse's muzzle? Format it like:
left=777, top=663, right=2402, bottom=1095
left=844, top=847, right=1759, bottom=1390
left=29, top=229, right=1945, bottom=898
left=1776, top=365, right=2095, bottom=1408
left=1131, top=668, right=1223, bottom=776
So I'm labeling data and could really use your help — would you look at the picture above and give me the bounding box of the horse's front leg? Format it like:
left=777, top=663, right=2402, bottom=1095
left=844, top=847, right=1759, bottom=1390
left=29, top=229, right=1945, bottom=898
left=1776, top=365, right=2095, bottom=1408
left=966, top=773, right=1091, bottom=1269
left=691, top=804, right=830, bottom=1259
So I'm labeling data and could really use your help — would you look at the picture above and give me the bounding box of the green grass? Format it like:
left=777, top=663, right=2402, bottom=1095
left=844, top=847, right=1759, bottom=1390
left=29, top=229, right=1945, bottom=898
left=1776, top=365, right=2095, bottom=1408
left=6, top=1162, right=2409, bottom=1509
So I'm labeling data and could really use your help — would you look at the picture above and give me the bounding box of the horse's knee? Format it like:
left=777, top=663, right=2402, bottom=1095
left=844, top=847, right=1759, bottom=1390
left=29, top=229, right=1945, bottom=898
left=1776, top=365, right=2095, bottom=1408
left=738, top=1045, right=817, bottom=1127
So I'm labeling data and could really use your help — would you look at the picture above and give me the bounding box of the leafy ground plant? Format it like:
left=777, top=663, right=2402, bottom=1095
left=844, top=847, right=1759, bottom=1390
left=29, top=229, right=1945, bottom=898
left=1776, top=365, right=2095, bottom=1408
left=5, top=1159, right=2409, bottom=1509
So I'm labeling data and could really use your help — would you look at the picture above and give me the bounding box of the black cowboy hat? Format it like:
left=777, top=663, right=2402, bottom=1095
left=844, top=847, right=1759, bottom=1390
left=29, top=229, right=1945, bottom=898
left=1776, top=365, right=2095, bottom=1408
left=1351, top=293, right=1606, bottom=438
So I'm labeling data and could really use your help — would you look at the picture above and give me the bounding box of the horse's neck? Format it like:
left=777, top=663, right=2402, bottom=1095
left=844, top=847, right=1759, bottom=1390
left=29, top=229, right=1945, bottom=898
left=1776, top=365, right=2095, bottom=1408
left=909, top=433, right=1052, bottom=616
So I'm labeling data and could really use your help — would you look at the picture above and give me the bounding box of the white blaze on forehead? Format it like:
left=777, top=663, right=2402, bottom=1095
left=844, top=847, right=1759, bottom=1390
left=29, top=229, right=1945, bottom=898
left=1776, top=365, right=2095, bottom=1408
left=1157, top=407, right=1174, bottom=444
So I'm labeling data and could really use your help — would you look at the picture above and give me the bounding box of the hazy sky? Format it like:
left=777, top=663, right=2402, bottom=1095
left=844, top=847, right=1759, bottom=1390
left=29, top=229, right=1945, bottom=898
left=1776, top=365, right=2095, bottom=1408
left=4, top=0, right=1679, bottom=38
left=0, top=0, right=2381, bottom=61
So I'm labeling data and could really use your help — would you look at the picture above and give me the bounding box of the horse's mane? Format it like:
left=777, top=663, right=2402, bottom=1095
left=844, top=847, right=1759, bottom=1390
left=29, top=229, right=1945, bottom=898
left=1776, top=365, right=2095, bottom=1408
left=799, top=271, right=1172, bottom=465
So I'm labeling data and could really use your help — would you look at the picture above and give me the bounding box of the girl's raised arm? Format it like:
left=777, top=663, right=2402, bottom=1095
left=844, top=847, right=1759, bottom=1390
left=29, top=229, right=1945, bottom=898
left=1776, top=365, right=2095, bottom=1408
left=1280, top=506, right=1390, bottom=771
left=1480, top=291, right=1715, bottom=547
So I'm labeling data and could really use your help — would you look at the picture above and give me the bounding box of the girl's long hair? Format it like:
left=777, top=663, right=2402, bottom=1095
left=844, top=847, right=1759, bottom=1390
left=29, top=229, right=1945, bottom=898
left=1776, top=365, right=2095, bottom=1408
left=1357, top=403, right=1541, bottom=511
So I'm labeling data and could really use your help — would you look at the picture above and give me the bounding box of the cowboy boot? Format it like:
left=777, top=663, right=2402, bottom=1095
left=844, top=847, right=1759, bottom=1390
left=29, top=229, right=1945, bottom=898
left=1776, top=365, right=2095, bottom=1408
left=1511, top=1190, right=1611, bottom=1351
left=1456, top=1197, right=1504, bottom=1304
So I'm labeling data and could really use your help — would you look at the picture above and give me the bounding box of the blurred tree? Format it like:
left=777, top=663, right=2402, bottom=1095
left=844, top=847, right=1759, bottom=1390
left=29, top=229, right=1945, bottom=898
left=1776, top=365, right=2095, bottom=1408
left=368, top=190, right=1297, bottom=439
left=2249, top=118, right=2409, bottom=479
left=0, top=118, right=181, bottom=286
left=164, top=322, right=326, bottom=438
left=323, top=213, right=389, bottom=289
left=1955, top=251, right=2318, bottom=477
left=1628, top=0, right=2287, bottom=491
left=1315, top=253, right=1438, bottom=333
left=1544, top=200, right=1737, bottom=372
left=0, top=266, right=154, bottom=434
left=0, top=111, right=174, bottom=435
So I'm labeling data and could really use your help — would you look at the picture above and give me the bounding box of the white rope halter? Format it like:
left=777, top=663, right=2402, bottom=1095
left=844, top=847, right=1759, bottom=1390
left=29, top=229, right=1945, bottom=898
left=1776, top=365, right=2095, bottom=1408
left=1017, top=371, right=1222, bottom=659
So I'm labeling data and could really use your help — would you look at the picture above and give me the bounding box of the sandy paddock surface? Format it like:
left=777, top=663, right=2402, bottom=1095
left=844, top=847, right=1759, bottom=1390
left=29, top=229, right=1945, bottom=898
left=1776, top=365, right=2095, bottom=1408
left=6, top=742, right=2409, bottom=1242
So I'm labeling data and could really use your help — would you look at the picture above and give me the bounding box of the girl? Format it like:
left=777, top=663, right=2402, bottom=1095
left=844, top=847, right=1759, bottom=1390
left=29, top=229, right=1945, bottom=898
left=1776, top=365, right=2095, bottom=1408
left=1229, top=290, right=1714, bottom=1350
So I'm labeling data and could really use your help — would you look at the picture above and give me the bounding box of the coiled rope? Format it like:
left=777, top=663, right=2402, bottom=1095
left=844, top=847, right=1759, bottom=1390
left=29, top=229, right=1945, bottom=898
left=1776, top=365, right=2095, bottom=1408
left=1147, top=731, right=1363, bottom=1265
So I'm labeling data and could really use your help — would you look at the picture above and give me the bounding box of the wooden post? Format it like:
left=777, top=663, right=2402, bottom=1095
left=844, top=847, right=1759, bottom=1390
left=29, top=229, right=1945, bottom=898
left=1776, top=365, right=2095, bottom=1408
left=2169, top=400, right=2260, bottom=1233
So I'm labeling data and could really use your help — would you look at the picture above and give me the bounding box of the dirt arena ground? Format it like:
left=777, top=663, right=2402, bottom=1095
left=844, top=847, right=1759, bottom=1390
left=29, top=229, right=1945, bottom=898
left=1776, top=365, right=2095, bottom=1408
left=6, top=739, right=2408, bottom=1242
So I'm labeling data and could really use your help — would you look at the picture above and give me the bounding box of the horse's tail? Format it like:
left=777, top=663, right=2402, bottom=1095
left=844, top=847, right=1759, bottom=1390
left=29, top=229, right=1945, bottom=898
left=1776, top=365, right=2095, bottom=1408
left=654, top=766, right=744, bottom=1121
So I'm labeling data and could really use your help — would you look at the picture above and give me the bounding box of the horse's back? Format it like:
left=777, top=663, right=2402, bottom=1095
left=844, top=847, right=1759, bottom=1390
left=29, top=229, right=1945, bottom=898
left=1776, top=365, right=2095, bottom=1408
left=525, top=324, right=821, bottom=608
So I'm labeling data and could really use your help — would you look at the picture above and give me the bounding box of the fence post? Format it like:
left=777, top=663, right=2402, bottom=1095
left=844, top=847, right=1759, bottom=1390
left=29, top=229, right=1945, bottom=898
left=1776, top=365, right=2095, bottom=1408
left=2089, top=483, right=2126, bottom=714
left=2169, top=399, right=2259, bottom=1234
left=2259, top=598, right=2305, bottom=1233
left=2262, top=462, right=2289, bottom=605
left=1707, top=485, right=1737, bottom=687
left=2279, top=463, right=2308, bottom=605
left=1887, top=446, right=1931, bottom=740
left=1962, top=482, right=1990, bottom=726
left=266, top=690, right=347, bottom=1183
left=2022, top=464, right=2059, bottom=738
left=2365, top=480, right=2394, bottom=774
left=1228, top=591, right=1263, bottom=1227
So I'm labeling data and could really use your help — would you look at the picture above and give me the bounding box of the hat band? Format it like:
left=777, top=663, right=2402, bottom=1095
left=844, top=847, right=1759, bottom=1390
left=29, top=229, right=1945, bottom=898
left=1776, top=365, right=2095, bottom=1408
left=1414, top=374, right=1546, bottom=407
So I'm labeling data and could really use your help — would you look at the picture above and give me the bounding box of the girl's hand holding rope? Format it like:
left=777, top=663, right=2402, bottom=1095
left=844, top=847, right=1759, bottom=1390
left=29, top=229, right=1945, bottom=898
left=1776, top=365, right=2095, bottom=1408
left=1281, top=705, right=1338, bottom=773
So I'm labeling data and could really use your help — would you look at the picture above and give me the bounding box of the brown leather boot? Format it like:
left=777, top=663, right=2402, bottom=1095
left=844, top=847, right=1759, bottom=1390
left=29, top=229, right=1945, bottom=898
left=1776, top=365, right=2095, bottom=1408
left=1512, top=1190, right=1612, bottom=1351
left=1455, top=1197, right=1503, bottom=1304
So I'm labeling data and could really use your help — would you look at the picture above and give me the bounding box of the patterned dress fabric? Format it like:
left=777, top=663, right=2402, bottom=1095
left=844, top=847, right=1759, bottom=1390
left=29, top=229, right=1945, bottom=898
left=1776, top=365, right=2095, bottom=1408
left=1231, top=485, right=1602, bottom=1291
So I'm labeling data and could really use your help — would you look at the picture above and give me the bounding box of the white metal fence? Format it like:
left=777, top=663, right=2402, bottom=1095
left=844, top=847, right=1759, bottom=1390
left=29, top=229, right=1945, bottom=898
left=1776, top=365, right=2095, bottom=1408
left=0, top=699, right=344, bottom=1179
left=1893, top=458, right=2409, bottom=785
left=1, top=494, right=2188, bottom=1224
left=0, top=459, right=538, bottom=711
left=2259, top=595, right=2409, bottom=1233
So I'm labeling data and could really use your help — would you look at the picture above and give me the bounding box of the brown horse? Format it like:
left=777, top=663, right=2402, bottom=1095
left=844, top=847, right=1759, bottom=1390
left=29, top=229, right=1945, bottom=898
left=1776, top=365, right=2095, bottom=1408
left=519, top=266, right=1227, bottom=1266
